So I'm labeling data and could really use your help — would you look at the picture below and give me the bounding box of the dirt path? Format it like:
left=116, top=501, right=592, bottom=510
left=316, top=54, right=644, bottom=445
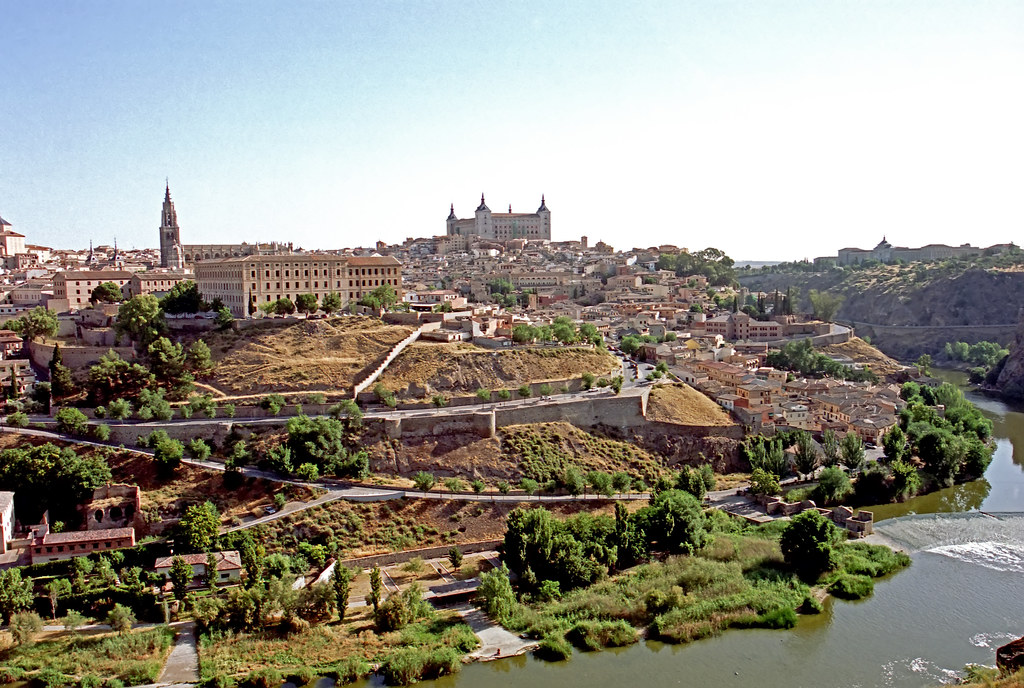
left=158, top=622, right=199, bottom=684
left=454, top=603, right=537, bottom=660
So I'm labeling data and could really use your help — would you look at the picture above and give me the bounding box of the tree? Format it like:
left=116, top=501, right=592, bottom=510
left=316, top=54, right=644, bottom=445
left=106, top=603, right=136, bottom=634
left=239, top=536, right=265, bottom=588
left=86, top=350, right=154, bottom=406
left=638, top=489, right=708, bottom=554
left=215, top=306, right=234, bottom=329
left=587, top=471, right=614, bottom=497
left=821, top=429, right=840, bottom=467
left=0, top=443, right=111, bottom=526
left=178, top=501, right=220, bottom=553
left=477, top=565, right=515, bottom=625
left=413, top=471, right=435, bottom=492
left=48, top=345, right=75, bottom=399
left=915, top=354, right=933, bottom=375
left=840, top=433, right=865, bottom=472
left=116, top=294, right=166, bottom=347
left=45, top=578, right=72, bottom=619
left=581, top=372, right=596, bottom=390
left=815, top=466, right=852, bottom=504
left=185, top=340, right=214, bottom=378
left=10, top=611, right=43, bottom=646
left=0, top=569, right=34, bottom=622
left=359, top=284, right=399, bottom=310
left=749, top=467, right=781, bottom=496
left=476, top=388, right=492, bottom=402
left=321, top=292, right=342, bottom=315
left=54, top=407, right=88, bottom=436
left=14, top=307, right=58, bottom=341
left=286, top=414, right=367, bottom=478
left=781, top=510, right=842, bottom=581
left=807, top=290, right=843, bottom=322
left=295, top=293, right=318, bottom=316
left=160, top=280, right=204, bottom=314
left=63, top=609, right=86, bottom=633
left=170, top=555, right=194, bottom=604
left=153, top=436, right=185, bottom=476
left=793, top=431, right=819, bottom=479
left=447, top=546, right=463, bottom=571
left=188, top=438, right=211, bottom=461
left=90, top=281, right=124, bottom=304
left=332, top=565, right=354, bottom=620
left=368, top=565, right=383, bottom=614
left=274, top=297, right=296, bottom=315
left=882, top=425, right=907, bottom=464
left=148, top=336, right=194, bottom=398
left=517, top=384, right=532, bottom=398
left=261, top=393, right=286, bottom=414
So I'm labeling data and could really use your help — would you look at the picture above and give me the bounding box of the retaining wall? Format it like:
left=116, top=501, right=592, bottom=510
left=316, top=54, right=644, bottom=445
left=337, top=539, right=503, bottom=569
left=28, top=341, right=135, bottom=371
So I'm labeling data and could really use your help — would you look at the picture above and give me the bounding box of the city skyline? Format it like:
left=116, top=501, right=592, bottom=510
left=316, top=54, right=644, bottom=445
left=2, top=1, right=1022, bottom=260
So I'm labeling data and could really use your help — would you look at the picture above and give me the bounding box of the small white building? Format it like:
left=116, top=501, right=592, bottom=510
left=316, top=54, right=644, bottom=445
left=153, top=550, right=243, bottom=583
left=0, top=492, right=14, bottom=555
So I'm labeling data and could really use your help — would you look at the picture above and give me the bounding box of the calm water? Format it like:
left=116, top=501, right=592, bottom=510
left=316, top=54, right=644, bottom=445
left=357, top=372, right=1024, bottom=688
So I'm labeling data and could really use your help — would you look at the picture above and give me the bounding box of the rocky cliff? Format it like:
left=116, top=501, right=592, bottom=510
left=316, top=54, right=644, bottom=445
left=994, top=309, right=1024, bottom=400
left=738, top=264, right=1024, bottom=359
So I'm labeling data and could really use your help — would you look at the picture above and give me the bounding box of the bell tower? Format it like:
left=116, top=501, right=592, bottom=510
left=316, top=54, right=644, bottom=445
left=159, top=181, right=184, bottom=269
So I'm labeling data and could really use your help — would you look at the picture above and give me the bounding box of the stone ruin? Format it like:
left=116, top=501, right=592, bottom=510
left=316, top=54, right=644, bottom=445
left=80, top=484, right=142, bottom=531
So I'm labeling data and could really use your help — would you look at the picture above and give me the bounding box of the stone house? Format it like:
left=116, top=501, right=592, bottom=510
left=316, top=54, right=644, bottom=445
left=154, top=550, right=243, bottom=583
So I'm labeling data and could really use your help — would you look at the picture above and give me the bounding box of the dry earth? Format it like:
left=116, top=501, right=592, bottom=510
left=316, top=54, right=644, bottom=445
left=202, top=317, right=414, bottom=396
left=645, top=384, right=738, bottom=426
left=376, top=342, right=620, bottom=398
left=820, top=336, right=906, bottom=379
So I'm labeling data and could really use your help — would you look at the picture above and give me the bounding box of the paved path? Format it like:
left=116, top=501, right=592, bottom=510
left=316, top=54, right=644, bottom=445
left=158, top=622, right=199, bottom=684
left=453, top=603, right=537, bottom=661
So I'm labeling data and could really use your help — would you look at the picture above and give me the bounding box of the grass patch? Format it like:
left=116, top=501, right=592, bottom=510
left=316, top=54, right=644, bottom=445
left=0, top=626, right=174, bottom=686
left=198, top=609, right=476, bottom=687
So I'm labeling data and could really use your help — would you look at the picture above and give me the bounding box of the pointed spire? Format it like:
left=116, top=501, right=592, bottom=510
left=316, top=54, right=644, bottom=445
left=447, top=203, right=456, bottom=220
left=476, top=193, right=490, bottom=212
left=165, top=179, right=171, bottom=202
left=538, top=194, right=548, bottom=212
left=509, top=204, right=512, bottom=213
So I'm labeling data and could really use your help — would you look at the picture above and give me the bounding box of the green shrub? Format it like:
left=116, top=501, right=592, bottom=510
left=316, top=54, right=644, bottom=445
left=756, top=606, right=798, bottom=628
left=535, top=632, right=573, bottom=661
left=829, top=572, right=874, bottom=600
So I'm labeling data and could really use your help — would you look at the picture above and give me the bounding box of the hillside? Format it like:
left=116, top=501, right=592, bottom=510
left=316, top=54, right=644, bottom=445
left=738, top=258, right=1024, bottom=359
left=201, top=317, right=414, bottom=396
left=646, top=384, right=737, bottom=426
left=819, top=337, right=906, bottom=378
left=375, top=341, right=621, bottom=398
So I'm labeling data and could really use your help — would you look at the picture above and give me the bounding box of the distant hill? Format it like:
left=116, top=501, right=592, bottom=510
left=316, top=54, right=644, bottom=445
left=738, top=253, right=1024, bottom=359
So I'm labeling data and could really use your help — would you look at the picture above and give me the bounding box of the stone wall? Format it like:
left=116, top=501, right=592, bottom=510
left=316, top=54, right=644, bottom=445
left=337, top=538, right=503, bottom=569
left=28, top=340, right=135, bottom=371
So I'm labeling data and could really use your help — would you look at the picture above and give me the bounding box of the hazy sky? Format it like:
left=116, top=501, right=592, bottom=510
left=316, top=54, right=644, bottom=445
left=2, top=1, right=1022, bottom=260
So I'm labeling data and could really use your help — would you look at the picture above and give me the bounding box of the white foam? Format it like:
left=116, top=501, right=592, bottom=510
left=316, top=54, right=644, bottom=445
left=926, top=541, right=1024, bottom=573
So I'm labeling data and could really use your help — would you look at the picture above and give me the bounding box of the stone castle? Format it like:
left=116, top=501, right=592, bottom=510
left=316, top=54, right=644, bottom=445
left=446, top=194, right=550, bottom=241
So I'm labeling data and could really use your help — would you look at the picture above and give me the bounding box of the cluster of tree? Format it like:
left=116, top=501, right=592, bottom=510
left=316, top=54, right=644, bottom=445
left=6, top=307, right=59, bottom=341
left=502, top=490, right=709, bottom=593
left=85, top=337, right=213, bottom=404
left=654, top=248, right=737, bottom=286
left=258, top=409, right=369, bottom=479
left=0, top=443, right=111, bottom=526
left=619, top=332, right=677, bottom=357
left=488, top=279, right=531, bottom=309
left=186, top=532, right=357, bottom=634
left=766, top=338, right=877, bottom=383
left=511, top=317, right=602, bottom=346
left=741, top=288, right=801, bottom=320
left=941, top=340, right=1010, bottom=381
left=897, top=381, right=993, bottom=486
left=358, top=284, right=399, bottom=311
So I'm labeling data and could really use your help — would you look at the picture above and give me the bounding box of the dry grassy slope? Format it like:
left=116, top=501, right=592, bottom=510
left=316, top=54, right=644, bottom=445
left=364, top=421, right=672, bottom=483
left=646, top=384, right=737, bottom=426
left=202, top=317, right=414, bottom=395
left=820, top=336, right=905, bottom=378
left=376, top=342, right=621, bottom=398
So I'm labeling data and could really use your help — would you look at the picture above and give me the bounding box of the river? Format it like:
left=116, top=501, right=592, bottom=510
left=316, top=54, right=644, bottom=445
left=359, top=372, right=1023, bottom=688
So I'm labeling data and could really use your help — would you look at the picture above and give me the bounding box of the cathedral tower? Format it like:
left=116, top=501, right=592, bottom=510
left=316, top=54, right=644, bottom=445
left=159, top=182, right=184, bottom=269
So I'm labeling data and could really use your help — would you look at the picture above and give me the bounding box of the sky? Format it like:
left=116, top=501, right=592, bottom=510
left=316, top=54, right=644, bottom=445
left=1, top=1, right=1022, bottom=261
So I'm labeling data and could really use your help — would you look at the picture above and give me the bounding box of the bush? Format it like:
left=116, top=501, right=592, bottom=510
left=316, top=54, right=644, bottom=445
left=6, top=412, right=28, bottom=428
left=188, top=438, right=211, bottom=461
left=413, top=472, right=435, bottom=491
left=520, top=478, right=538, bottom=494
left=295, top=463, right=320, bottom=481
left=471, top=480, right=485, bottom=494
left=260, top=394, right=286, bottom=415
left=93, top=424, right=111, bottom=441
left=829, top=572, right=874, bottom=600
left=749, top=468, right=780, bottom=496
left=781, top=511, right=843, bottom=581
left=55, top=407, right=89, bottom=435
left=757, top=606, right=798, bottom=628
left=535, top=632, right=573, bottom=661
left=815, top=466, right=852, bottom=505
left=10, top=611, right=43, bottom=645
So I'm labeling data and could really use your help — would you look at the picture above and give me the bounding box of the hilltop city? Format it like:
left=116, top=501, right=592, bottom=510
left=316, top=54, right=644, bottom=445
left=0, top=187, right=1017, bottom=685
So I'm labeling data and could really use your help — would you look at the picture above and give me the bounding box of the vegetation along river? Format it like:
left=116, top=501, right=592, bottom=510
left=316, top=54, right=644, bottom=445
left=358, top=370, right=1024, bottom=688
